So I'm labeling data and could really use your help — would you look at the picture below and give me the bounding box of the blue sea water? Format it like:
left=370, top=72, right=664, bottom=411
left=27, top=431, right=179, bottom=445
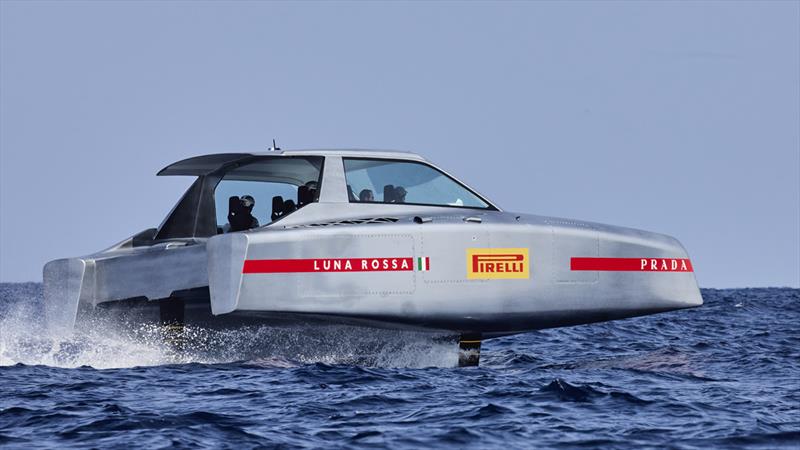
left=0, top=284, right=798, bottom=449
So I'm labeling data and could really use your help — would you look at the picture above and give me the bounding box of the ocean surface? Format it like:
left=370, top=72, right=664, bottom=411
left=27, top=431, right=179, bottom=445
left=0, top=284, right=798, bottom=449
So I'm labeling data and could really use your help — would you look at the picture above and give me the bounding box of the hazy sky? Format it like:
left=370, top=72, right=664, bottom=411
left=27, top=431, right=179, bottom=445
left=1, top=1, right=798, bottom=287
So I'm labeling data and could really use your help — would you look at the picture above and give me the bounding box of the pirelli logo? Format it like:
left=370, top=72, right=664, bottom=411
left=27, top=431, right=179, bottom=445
left=467, top=248, right=530, bottom=279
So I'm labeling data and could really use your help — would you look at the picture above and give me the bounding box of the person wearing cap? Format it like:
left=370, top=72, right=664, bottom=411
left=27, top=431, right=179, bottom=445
left=240, top=195, right=260, bottom=228
left=223, top=194, right=260, bottom=233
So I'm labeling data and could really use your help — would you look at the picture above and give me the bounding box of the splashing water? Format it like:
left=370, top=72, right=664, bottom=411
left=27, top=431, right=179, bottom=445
left=0, top=283, right=458, bottom=369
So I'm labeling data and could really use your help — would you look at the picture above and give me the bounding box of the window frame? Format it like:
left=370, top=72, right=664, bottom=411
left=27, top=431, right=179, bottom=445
left=213, top=155, right=326, bottom=229
left=342, top=157, right=498, bottom=211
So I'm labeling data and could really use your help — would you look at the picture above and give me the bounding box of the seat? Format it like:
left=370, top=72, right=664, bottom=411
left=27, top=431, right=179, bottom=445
left=383, top=184, right=395, bottom=203
left=227, top=196, right=239, bottom=231
left=228, top=196, right=250, bottom=232
left=283, top=199, right=297, bottom=215
left=271, top=196, right=284, bottom=221
left=347, top=185, right=357, bottom=202
left=297, top=185, right=312, bottom=207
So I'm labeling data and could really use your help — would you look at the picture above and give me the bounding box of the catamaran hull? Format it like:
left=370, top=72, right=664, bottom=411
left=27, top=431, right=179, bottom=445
left=44, top=214, right=702, bottom=339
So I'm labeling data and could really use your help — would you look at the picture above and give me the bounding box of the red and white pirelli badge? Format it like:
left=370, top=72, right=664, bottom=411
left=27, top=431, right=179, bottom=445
left=466, top=248, right=530, bottom=279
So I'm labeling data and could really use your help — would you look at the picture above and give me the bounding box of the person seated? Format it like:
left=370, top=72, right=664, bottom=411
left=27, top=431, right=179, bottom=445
left=240, top=195, right=260, bottom=228
left=225, top=195, right=260, bottom=232
left=393, top=186, right=407, bottom=203
left=359, top=189, right=374, bottom=202
left=297, top=185, right=312, bottom=207
left=304, top=180, right=320, bottom=202
left=383, top=185, right=395, bottom=203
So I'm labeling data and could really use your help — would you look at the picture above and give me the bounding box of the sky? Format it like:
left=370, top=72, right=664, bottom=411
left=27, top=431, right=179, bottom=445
left=1, top=1, right=798, bottom=287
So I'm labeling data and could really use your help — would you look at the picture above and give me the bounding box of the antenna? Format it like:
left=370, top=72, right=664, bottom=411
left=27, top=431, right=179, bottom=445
left=269, top=139, right=281, bottom=151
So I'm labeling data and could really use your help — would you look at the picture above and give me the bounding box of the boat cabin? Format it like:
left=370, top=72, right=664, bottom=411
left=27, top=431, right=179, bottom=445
left=150, top=150, right=497, bottom=242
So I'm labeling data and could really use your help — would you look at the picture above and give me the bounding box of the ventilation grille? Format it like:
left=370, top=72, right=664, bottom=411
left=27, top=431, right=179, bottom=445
left=287, top=217, right=399, bottom=229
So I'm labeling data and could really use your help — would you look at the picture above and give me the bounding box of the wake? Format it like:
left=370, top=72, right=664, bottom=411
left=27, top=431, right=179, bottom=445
left=0, top=293, right=459, bottom=369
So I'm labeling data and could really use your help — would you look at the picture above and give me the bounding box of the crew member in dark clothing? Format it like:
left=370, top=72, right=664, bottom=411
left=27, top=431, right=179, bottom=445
left=240, top=195, right=260, bottom=228
left=225, top=195, right=260, bottom=232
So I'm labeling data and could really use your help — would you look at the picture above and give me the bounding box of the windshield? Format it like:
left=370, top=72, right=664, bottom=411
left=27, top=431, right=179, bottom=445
left=343, top=158, right=490, bottom=209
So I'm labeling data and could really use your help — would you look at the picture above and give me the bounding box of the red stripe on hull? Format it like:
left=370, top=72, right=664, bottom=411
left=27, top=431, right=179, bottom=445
left=571, top=257, right=693, bottom=272
left=243, top=257, right=415, bottom=274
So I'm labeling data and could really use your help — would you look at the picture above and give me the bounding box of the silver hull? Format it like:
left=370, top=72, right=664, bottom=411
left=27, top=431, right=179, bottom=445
left=44, top=206, right=701, bottom=338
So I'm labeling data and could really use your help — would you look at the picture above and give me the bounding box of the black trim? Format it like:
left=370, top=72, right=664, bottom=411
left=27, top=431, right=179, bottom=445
left=348, top=200, right=497, bottom=212
left=458, top=333, right=482, bottom=367
left=342, top=157, right=498, bottom=211
left=157, top=153, right=253, bottom=176
left=131, top=228, right=158, bottom=247
left=154, top=175, right=221, bottom=240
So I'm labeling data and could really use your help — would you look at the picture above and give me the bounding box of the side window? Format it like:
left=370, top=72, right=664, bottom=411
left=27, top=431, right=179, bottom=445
left=343, top=158, right=490, bottom=209
left=214, top=156, right=323, bottom=232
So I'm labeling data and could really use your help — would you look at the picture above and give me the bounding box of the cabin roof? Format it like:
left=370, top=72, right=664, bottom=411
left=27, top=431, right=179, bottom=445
left=157, top=149, right=426, bottom=176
